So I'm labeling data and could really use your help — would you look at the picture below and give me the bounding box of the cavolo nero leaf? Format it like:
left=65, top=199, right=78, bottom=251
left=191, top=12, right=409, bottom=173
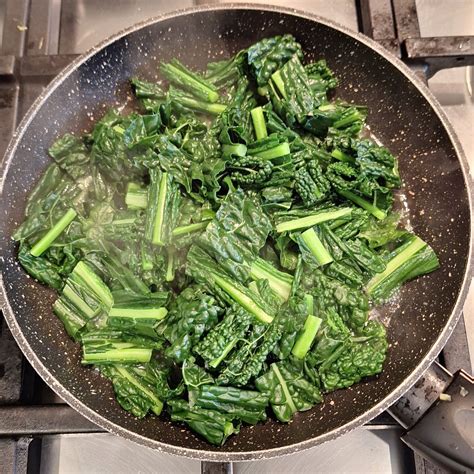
left=255, top=360, right=322, bottom=422
left=194, top=385, right=269, bottom=425
left=246, top=34, right=303, bottom=87
left=196, top=188, right=272, bottom=282
left=168, top=399, right=240, bottom=446
left=162, top=286, right=223, bottom=362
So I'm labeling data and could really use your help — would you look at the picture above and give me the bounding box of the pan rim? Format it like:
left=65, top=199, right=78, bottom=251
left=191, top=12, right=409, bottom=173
left=1, top=3, right=473, bottom=462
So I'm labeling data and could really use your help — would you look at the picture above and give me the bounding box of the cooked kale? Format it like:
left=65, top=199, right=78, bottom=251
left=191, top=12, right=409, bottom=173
left=14, top=34, right=439, bottom=446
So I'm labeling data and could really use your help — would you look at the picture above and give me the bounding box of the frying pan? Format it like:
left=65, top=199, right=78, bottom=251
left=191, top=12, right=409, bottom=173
left=0, top=3, right=473, bottom=465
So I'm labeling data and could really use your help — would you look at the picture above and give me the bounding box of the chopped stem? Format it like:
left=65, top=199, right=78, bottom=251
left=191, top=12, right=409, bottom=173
left=73, top=261, right=114, bottom=309
left=331, top=149, right=354, bottom=163
left=271, top=363, right=296, bottom=412
left=212, top=273, right=273, bottom=324
left=141, top=243, right=153, bottom=271
left=251, top=106, right=268, bottom=140
left=223, top=176, right=236, bottom=193
left=337, top=189, right=386, bottom=220
left=276, top=207, right=352, bottom=233
left=178, top=96, right=226, bottom=115
left=333, top=111, right=361, bottom=128
left=291, top=314, right=322, bottom=359
left=125, top=183, right=147, bottom=209
left=30, top=208, right=77, bottom=257
left=254, top=142, right=290, bottom=160
left=201, top=209, right=216, bottom=220
left=53, top=298, right=86, bottom=339
left=172, top=221, right=210, bottom=236
left=112, top=218, right=136, bottom=225
left=305, top=294, right=314, bottom=315
left=62, top=283, right=97, bottom=319
left=152, top=172, right=168, bottom=245
left=271, top=70, right=287, bottom=99
left=250, top=258, right=293, bottom=302
left=366, top=236, right=427, bottom=295
left=82, top=348, right=152, bottom=364
left=210, top=338, right=239, bottom=368
left=301, top=228, right=333, bottom=266
left=108, top=306, right=168, bottom=320
left=115, top=366, right=163, bottom=415
left=167, top=64, right=219, bottom=102
left=224, top=422, right=235, bottom=437
left=162, top=62, right=219, bottom=102
left=165, top=249, right=175, bottom=282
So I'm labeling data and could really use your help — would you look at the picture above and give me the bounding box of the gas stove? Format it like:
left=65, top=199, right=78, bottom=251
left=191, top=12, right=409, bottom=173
left=0, top=1, right=472, bottom=473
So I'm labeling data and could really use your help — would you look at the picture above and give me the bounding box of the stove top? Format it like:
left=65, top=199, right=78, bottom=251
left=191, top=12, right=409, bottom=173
left=0, top=1, right=472, bottom=473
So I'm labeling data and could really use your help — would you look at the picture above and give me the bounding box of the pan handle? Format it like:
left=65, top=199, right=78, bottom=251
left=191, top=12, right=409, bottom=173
left=388, top=363, right=474, bottom=472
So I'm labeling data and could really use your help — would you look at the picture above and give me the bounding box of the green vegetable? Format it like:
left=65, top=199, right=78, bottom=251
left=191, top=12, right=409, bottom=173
left=169, top=399, right=240, bottom=446
left=81, top=330, right=159, bottom=365
left=51, top=260, right=114, bottom=339
left=71, top=261, right=114, bottom=309
left=181, top=357, right=214, bottom=404
left=14, top=35, right=439, bottom=446
left=247, top=135, right=291, bottom=161
left=359, top=213, right=407, bottom=248
left=216, top=318, right=282, bottom=386
left=104, top=366, right=163, bottom=415
left=195, top=306, right=253, bottom=367
left=18, top=243, right=64, bottom=290
left=162, top=287, right=223, bottom=362
left=294, top=158, right=330, bottom=207
left=161, top=59, right=220, bottom=102
left=53, top=297, right=89, bottom=340
left=318, top=320, right=388, bottom=391
left=196, top=189, right=272, bottom=282
left=101, top=360, right=170, bottom=417
left=292, top=314, right=322, bottom=359
left=195, top=385, right=269, bottom=424
left=251, top=106, right=268, bottom=139
left=366, top=235, right=439, bottom=301
left=305, top=59, right=338, bottom=101
left=222, top=143, right=247, bottom=157
left=276, top=207, right=353, bottom=233
left=30, top=208, right=77, bottom=257
left=145, top=170, right=180, bottom=246
left=246, top=34, right=303, bottom=86
left=125, top=182, right=148, bottom=209
left=107, top=304, right=167, bottom=338
left=49, top=134, right=90, bottom=179
left=338, top=189, right=386, bottom=220
left=187, top=245, right=275, bottom=324
left=300, top=228, right=333, bottom=266
left=291, top=295, right=322, bottom=359
left=226, top=156, right=273, bottom=186
left=256, top=361, right=322, bottom=422
left=250, top=257, right=293, bottom=302
left=268, top=55, right=319, bottom=127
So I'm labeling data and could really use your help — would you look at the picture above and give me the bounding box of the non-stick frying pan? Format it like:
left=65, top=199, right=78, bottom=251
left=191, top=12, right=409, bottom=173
left=0, top=3, right=473, bottom=467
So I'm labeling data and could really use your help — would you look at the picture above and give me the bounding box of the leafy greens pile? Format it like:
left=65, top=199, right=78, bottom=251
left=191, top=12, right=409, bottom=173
left=14, top=35, right=439, bottom=446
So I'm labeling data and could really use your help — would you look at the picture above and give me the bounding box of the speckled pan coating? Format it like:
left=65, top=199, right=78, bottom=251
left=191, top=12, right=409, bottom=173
left=0, top=4, right=472, bottom=462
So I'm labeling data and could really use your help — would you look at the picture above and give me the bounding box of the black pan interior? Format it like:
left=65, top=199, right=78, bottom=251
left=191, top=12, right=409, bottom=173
left=0, top=8, right=470, bottom=455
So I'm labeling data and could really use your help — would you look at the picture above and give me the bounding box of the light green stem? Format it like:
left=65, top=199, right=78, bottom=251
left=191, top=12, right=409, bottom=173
left=31, top=208, right=77, bottom=257
left=251, top=106, right=268, bottom=140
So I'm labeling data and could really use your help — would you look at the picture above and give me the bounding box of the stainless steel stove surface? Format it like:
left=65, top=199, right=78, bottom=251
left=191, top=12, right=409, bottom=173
left=0, top=1, right=472, bottom=473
